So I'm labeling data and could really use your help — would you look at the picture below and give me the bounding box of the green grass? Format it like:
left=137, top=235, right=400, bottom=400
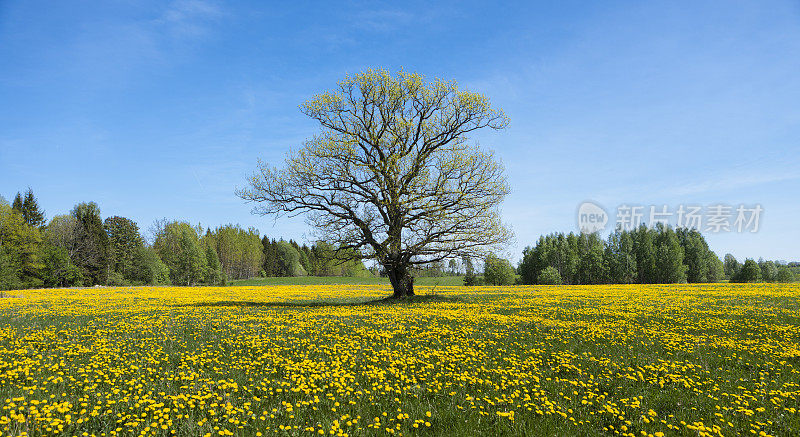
left=229, top=275, right=467, bottom=287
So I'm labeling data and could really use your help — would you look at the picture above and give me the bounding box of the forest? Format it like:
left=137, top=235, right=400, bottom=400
left=0, top=189, right=369, bottom=289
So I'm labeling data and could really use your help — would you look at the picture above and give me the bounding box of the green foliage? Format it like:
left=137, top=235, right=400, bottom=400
left=520, top=226, right=711, bottom=285
left=733, top=259, right=762, bottom=283
left=11, top=192, right=23, bottom=211
left=20, top=188, right=47, bottom=228
left=653, top=225, right=686, bottom=284
left=204, top=245, right=223, bottom=285
left=518, top=243, right=541, bottom=285
left=775, top=267, right=795, bottom=283
left=275, top=241, right=306, bottom=277
left=41, top=245, right=83, bottom=288
left=0, top=245, right=23, bottom=290
left=463, top=275, right=477, bottom=286
left=104, top=216, right=145, bottom=283
left=257, top=240, right=370, bottom=278
left=759, top=260, right=778, bottom=282
left=310, top=242, right=335, bottom=276
left=537, top=265, right=562, bottom=285
left=575, top=233, right=606, bottom=284
left=448, top=259, right=459, bottom=275
left=518, top=234, right=580, bottom=285
left=707, top=254, right=725, bottom=283
left=258, top=238, right=365, bottom=279
left=71, top=202, right=110, bottom=285
left=45, top=215, right=79, bottom=254
left=632, top=225, right=657, bottom=283
left=484, top=253, right=515, bottom=286
left=230, top=275, right=465, bottom=286
left=153, top=221, right=207, bottom=285
left=238, top=69, right=512, bottom=297
left=106, top=271, right=128, bottom=286
left=722, top=256, right=793, bottom=284
left=412, top=261, right=448, bottom=277
left=0, top=203, right=44, bottom=289
left=463, top=256, right=478, bottom=286
left=130, top=246, right=170, bottom=285
left=261, top=237, right=280, bottom=277
left=677, top=228, right=720, bottom=283
left=203, top=224, right=264, bottom=280
left=297, top=245, right=311, bottom=274
left=604, top=230, right=637, bottom=284
left=723, top=254, right=740, bottom=280
left=338, top=256, right=371, bottom=277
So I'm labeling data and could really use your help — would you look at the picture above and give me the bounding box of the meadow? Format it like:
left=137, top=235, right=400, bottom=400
left=1, top=283, right=799, bottom=437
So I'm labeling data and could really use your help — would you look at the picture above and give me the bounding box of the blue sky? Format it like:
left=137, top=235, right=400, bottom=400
left=1, top=0, right=799, bottom=262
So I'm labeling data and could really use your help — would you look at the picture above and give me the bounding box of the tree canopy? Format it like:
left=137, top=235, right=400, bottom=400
left=71, top=202, right=110, bottom=285
left=238, top=69, right=512, bottom=297
left=484, top=254, right=515, bottom=286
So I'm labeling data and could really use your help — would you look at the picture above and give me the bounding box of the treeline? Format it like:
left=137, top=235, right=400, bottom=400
left=261, top=239, right=370, bottom=278
left=518, top=225, right=723, bottom=285
left=0, top=189, right=369, bottom=290
left=722, top=255, right=796, bottom=283
left=516, top=225, right=796, bottom=285
left=4, top=189, right=795, bottom=290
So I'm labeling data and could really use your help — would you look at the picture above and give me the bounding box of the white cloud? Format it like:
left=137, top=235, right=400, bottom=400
left=661, top=171, right=800, bottom=198
left=154, top=0, right=222, bottom=39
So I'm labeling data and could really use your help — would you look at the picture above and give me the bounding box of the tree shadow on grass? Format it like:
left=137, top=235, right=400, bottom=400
left=182, top=294, right=462, bottom=309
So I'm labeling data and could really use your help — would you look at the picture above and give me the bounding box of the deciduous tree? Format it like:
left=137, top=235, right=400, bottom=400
left=104, top=216, right=145, bottom=282
left=484, top=253, right=515, bottom=286
left=723, top=254, right=740, bottom=280
left=153, top=221, right=207, bottom=285
left=238, top=69, right=512, bottom=297
left=0, top=203, right=44, bottom=289
left=759, top=259, right=778, bottom=282
left=734, top=258, right=761, bottom=283
left=775, top=266, right=795, bottom=283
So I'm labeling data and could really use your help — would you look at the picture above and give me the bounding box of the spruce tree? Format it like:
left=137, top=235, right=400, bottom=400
left=21, top=188, right=46, bottom=228
left=12, top=192, right=23, bottom=211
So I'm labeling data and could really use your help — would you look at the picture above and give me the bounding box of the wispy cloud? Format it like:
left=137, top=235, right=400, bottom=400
left=153, top=0, right=222, bottom=39
left=659, top=171, right=800, bottom=198
left=59, top=0, right=224, bottom=84
left=351, top=9, right=416, bottom=33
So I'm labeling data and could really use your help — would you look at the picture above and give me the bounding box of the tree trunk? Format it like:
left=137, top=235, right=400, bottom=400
left=387, top=264, right=414, bottom=298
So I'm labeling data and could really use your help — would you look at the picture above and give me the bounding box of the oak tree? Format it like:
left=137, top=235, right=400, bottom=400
left=238, top=69, right=512, bottom=297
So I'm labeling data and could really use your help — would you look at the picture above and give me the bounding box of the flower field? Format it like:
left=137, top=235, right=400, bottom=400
left=1, top=284, right=799, bottom=437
